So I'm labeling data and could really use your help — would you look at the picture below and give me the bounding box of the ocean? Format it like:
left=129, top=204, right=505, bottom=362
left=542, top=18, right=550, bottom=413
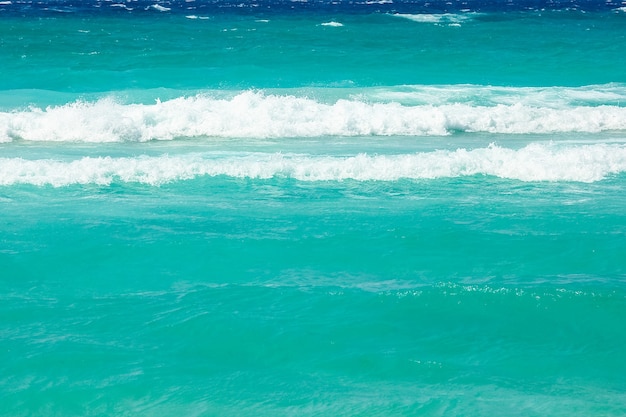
left=1, top=0, right=625, bottom=415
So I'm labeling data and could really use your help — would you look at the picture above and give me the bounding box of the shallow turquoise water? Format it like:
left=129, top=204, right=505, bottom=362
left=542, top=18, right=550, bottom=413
left=1, top=2, right=626, bottom=415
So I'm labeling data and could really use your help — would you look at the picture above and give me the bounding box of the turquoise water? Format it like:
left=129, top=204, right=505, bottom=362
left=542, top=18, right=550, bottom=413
left=1, top=1, right=626, bottom=415
left=2, top=9, right=626, bottom=94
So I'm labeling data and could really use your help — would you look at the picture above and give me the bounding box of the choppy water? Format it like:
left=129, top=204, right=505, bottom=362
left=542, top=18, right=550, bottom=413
left=1, top=1, right=626, bottom=415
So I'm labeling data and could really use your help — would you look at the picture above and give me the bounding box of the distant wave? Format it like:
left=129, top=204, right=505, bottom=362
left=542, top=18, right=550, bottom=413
left=1, top=87, right=626, bottom=142
left=147, top=4, right=170, bottom=12
left=2, top=0, right=619, bottom=15
left=391, top=13, right=475, bottom=25
left=2, top=143, right=625, bottom=186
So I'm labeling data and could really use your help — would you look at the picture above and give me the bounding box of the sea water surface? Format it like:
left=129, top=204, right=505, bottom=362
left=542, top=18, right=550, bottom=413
left=1, top=1, right=626, bottom=415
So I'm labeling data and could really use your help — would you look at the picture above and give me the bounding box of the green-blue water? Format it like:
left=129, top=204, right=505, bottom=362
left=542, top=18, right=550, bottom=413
left=1, top=1, right=626, bottom=415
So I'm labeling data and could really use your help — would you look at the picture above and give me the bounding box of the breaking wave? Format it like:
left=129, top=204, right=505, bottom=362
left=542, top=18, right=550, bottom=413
left=2, top=143, right=625, bottom=186
left=1, top=88, right=626, bottom=143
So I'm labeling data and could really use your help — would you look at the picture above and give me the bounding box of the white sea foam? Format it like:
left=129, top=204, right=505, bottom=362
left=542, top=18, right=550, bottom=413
left=393, top=13, right=441, bottom=23
left=2, top=143, right=625, bottom=186
left=321, top=21, right=344, bottom=27
left=1, top=91, right=626, bottom=143
left=148, top=4, right=170, bottom=12
left=392, top=13, right=474, bottom=25
left=110, top=3, right=132, bottom=10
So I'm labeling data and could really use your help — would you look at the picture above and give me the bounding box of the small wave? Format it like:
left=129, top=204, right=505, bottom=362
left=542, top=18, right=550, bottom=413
left=321, top=21, right=344, bottom=27
left=1, top=90, right=626, bottom=143
left=392, top=13, right=474, bottom=25
left=370, top=84, right=626, bottom=108
left=2, top=143, right=625, bottom=186
left=110, top=3, right=133, bottom=10
left=147, top=4, right=170, bottom=12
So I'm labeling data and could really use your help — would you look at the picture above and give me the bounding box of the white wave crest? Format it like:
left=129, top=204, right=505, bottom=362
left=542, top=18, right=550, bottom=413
left=321, top=21, right=344, bottom=27
left=110, top=3, right=133, bottom=10
left=1, top=91, right=626, bottom=143
left=148, top=4, right=170, bottom=12
left=392, top=13, right=473, bottom=24
left=2, top=143, right=625, bottom=186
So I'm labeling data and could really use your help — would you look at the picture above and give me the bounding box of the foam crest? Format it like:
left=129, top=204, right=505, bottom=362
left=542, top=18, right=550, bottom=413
left=147, top=4, right=170, bottom=12
left=2, top=143, right=625, bottom=186
left=392, top=13, right=473, bottom=24
left=2, top=91, right=626, bottom=143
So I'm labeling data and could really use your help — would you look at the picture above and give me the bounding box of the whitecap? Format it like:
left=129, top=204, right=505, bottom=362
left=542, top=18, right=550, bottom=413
left=148, top=4, right=171, bottom=12
left=392, top=13, right=474, bottom=25
left=2, top=143, right=626, bottom=186
left=2, top=88, right=626, bottom=143
left=321, top=21, right=344, bottom=27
